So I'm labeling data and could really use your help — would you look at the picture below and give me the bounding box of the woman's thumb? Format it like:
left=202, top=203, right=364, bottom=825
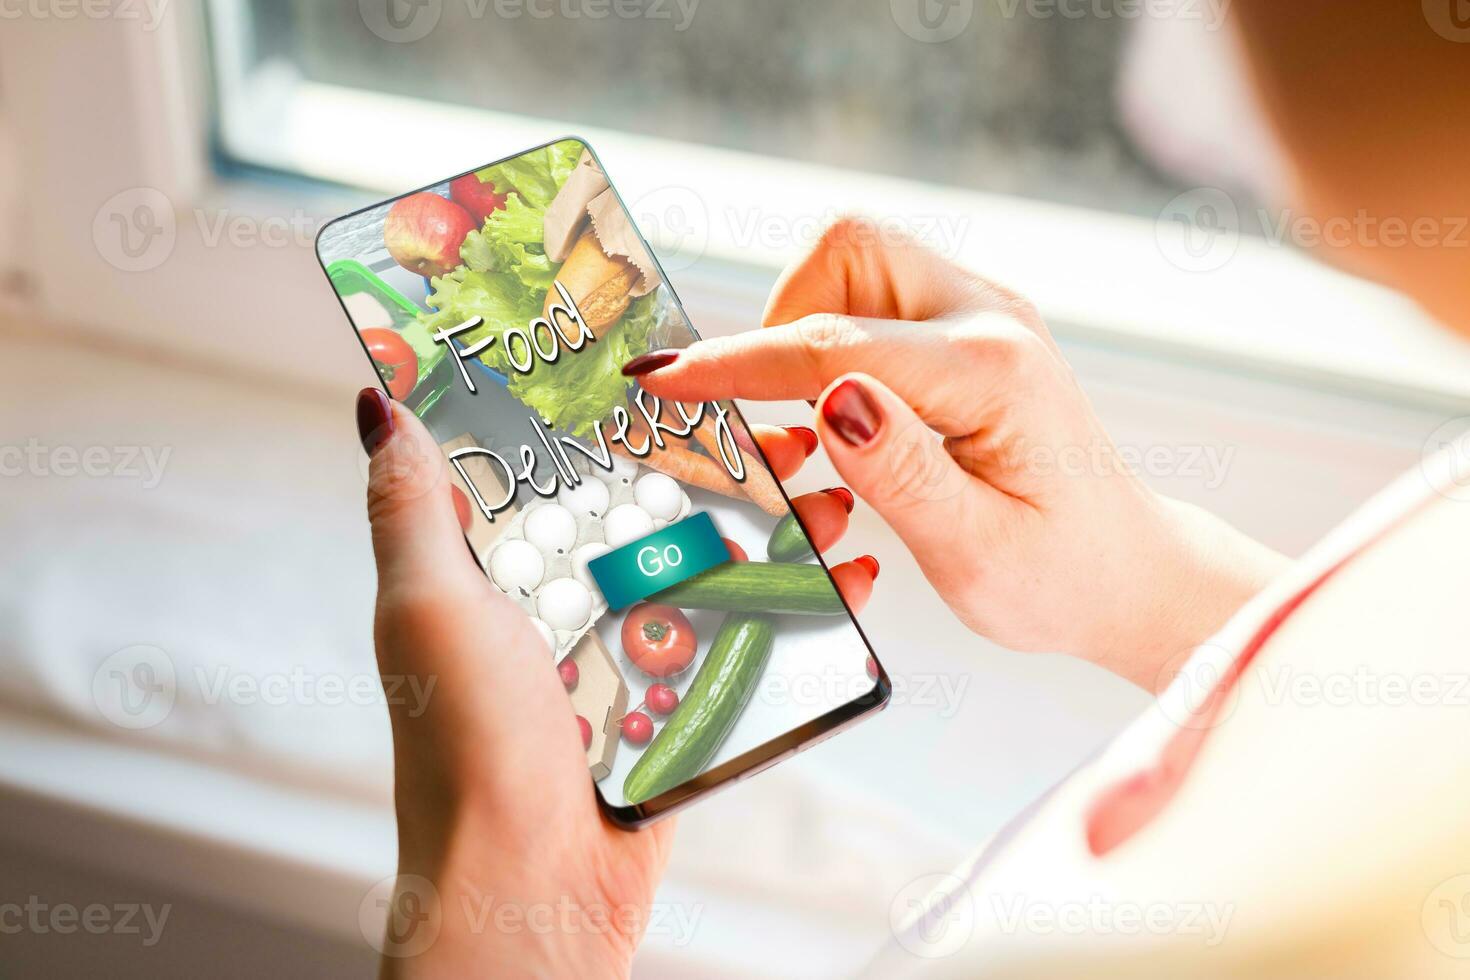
left=815, top=374, right=998, bottom=565
left=356, top=388, right=477, bottom=589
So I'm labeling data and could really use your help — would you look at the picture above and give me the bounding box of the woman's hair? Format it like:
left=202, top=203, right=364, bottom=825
left=1227, top=1, right=1470, bottom=329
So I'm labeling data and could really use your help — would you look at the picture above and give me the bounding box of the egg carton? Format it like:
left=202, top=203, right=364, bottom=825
left=483, top=454, right=693, bottom=663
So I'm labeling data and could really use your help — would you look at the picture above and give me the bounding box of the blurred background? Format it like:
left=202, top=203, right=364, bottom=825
left=2, top=1, right=1468, bottom=977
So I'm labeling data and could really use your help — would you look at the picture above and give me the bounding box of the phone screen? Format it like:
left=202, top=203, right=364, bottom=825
left=317, top=138, right=886, bottom=817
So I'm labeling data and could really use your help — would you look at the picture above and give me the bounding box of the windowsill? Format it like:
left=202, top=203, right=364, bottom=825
left=216, top=77, right=1470, bottom=408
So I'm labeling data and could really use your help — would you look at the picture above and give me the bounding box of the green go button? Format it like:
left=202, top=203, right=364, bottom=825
left=588, top=512, right=731, bottom=610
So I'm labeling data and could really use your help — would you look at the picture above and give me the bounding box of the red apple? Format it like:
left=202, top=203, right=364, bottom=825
left=450, top=173, right=508, bottom=225
left=384, top=192, right=475, bottom=278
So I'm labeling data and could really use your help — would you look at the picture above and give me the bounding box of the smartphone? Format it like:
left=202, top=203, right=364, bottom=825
left=316, top=137, right=889, bottom=827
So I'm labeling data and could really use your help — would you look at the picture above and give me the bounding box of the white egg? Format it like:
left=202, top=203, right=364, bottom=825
left=601, top=454, right=639, bottom=487
left=571, top=542, right=612, bottom=592
left=488, top=539, right=544, bottom=595
left=557, top=479, right=610, bottom=518
left=527, top=616, right=556, bottom=657
left=536, top=578, right=593, bottom=632
left=634, top=472, right=684, bottom=521
left=603, top=504, right=655, bottom=547
left=523, top=504, right=578, bottom=555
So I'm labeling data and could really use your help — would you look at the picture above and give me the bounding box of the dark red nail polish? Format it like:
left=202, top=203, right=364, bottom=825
left=854, top=555, right=880, bottom=580
left=785, top=426, right=819, bottom=458
left=622, top=350, right=679, bottom=377
left=356, top=387, right=394, bottom=457
left=824, top=487, right=855, bottom=513
left=821, top=379, right=881, bottom=447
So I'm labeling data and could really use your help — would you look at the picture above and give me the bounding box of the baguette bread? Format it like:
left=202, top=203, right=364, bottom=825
left=545, top=228, right=639, bottom=336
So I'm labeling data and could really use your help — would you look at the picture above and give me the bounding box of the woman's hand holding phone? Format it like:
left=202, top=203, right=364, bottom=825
left=354, top=390, right=874, bottom=976
left=631, top=218, right=1288, bottom=692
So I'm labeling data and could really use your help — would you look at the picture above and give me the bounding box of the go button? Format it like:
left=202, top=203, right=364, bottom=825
left=588, top=512, right=731, bottom=610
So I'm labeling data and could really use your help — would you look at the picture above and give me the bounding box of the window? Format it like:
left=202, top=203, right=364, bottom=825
left=209, top=0, right=1187, bottom=217
left=204, top=0, right=1470, bottom=403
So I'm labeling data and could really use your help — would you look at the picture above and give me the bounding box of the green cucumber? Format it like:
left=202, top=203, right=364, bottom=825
left=766, top=512, right=816, bottom=563
left=650, top=561, right=844, bottom=615
left=624, top=613, right=775, bottom=804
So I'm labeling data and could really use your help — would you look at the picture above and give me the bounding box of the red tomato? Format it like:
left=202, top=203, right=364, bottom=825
left=866, top=655, right=879, bottom=681
left=449, top=173, right=509, bottom=224
left=361, top=328, right=418, bottom=400
left=576, top=715, right=592, bottom=749
left=722, top=538, right=748, bottom=562
left=558, top=658, right=579, bottom=691
left=645, top=683, right=679, bottom=716
left=621, top=604, right=697, bottom=678
left=621, top=711, right=654, bottom=746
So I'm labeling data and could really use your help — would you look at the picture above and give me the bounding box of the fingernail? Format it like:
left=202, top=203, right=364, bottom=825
left=785, top=426, right=819, bottom=458
left=622, top=350, right=679, bottom=377
left=356, top=387, right=394, bottom=457
left=821, top=379, right=881, bottom=447
left=854, top=555, right=880, bottom=580
left=823, top=487, right=855, bottom=513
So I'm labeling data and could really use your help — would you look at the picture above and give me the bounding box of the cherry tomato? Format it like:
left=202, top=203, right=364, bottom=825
left=576, top=715, right=592, bottom=749
left=646, top=683, right=679, bottom=716
left=361, top=328, right=418, bottom=401
left=452, top=485, right=474, bottom=532
left=558, top=658, right=579, bottom=691
left=722, top=538, right=748, bottom=562
left=621, top=711, right=654, bottom=746
left=621, top=604, right=697, bottom=678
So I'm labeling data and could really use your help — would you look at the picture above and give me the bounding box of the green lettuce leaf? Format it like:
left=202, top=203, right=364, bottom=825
left=459, top=194, right=555, bottom=291
left=419, top=267, right=543, bottom=375
left=505, top=292, right=659, bottom=437
left=472, top=139, right=584, bottom=211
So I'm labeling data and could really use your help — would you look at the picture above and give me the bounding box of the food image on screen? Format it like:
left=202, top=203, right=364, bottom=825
left=318, top=139, right=880, bottom=808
